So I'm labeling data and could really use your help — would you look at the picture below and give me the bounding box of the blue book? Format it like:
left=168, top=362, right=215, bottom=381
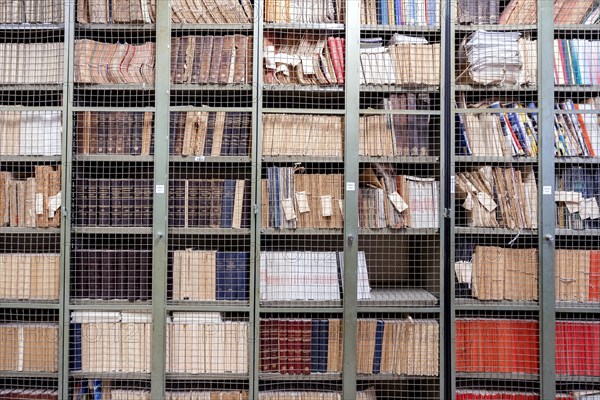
left=376, top=0, right=383, bottom=24
left=216, top=252, right=248, bottom=300
left=381, top=0, right=389, bottom=25
left=220, top=179, right=236, bottom=228
left=569, top=40, right=582, bottom=85
left=562, top=39, right=574, bottom=85
left=527, top=102, right=538, bottom=125
left=427, top=0, right=436, bottom=26
left=311, top=320, right=321, bottom=372
left=506, top=109, right=530, bottom=156
left=92, top=379, right=102, bottom=400
left=76, top=380, right=88, bottom=400
left=455, top=114, right=471, bottom=156
left=395, top=0, right=402, bottom=24
left=318, top=319, right=329, bottom=372
left=70, top=323, right=82, bottom=371
left=372, top=320, right=385, bottom=374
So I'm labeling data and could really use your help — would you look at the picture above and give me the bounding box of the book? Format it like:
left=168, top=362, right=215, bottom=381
left=0, top=43, right=64, bottom=84
left=0, top=323, right=58, bottom=372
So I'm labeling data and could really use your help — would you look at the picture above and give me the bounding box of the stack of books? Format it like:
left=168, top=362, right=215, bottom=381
left=455, top=166, right=537, bottom=229
left=556, top=321, right=600, bottom=376
left=0, top=43, right=64, bottom=84
left=0, top=0, right=63, bottom=23
left=166, top=313, right=248, bottom=374
left=555, top=166, right=600, bottom=230
left=264, top=0, right=343, bottom=23
left=456, top=391, right=540, bottom=400
left=74, top=40, right=155, bottom=84
left=0, top=323, right=58, bottom=372
left=75, top=111, right=153, bottom=156
left=0, top=253, right=60, bottom=300
left=168, top=179, right=250, bottom=228
left=0, top=110, right=62, bottom=156
left=554, top=40, right=600, bottom=86
left=170, top=36, right=253, bottom=85
left=77, top=0, right=155, bottom=23
left=172, top=0, right=253, bottom=23
left=556, top=249, right=600, bottom=303
left=70, top=312, right=152, bottom=373
left=361, top=0, right=440, bottom=26
left=554, top=98, right=600, bottom=158
left=170, top=111, right=251, bottom=157
left=0, top=166, right=62, bottom=228
left=0, top=389, right=58, bottom=399
left=171, top=250, right=249, bottom=301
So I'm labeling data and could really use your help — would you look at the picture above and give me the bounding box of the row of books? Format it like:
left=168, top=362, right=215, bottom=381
left=71, top=312, right=152, bottom=373
left=73, top=178, right=153, bottom=227
left=166, top=313, right=248, bottom=374
left=360, top=164, right=439, bottom=229
left=456, top=391, right=544, bottom=400
left=0, top=166, right=62, bottom=228
left=171, top=36, right=253, bottom=85
left=260, top=318, right=342, bottom=374
left=455, top=166, right=537, bottom=230
left=0, top=390, right=57, bottom=400
left=169, top=179, right=250, bottom=228
left=71, top=249, right=151, bottom=301
left=264, top=0, right=344, bottom=23
left=0, top=43, right=64, bottom=85
left=556, top=321, right=600, bottom=376
left=356, top=318, right=439, bottom=376
left=455, top=246, right=538, bottom=302
left=0, top=323, right=58, bottom=372
left=556, top=249, right=600, bottom=303
left=456, top=101, right=539, bottom=157
left=259, top=251, right=372, bottom=301
left=458, top=31, right=536, bottom=87
left=77, top=0, right=155, bottom=23
left=75, top=111, right=153, bottom=156
left=74, top=40, right=155, bottom=84
left=554, top=39, right=600, bottom=86
left=0, top=0, right=63, bottom=23
left=472, top=0, right=600, bottom=25
left=456, top=318, right=539, bottom=374
left=263, top=34, right=345, bottom=85
left=262, top=168, right=344, bottom=229
left=359, top=37, right=440, bottom=86
left=170, top=111, right=251, bottom=157
left=0, top=110, right=62, bottom=156
left=361, top=0, right=440, bottom=26
left=554, top=99, right=600, bottom=158
left=0, top=253, right=60, bottom=301
left=262, top=114, right=344, bottom=157
left=172, top=250, right=249, bottom=301
left=556, top=166, right=600, bottom=230
left=172, top=0, right=253, bottom=23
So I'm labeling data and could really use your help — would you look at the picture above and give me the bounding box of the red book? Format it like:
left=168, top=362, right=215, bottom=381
left=556, top=321, right=568, bottom=375
left=455, top=319, right=469, bottom=372
left=278, top=319, right=290, bottom=374
left=338, top=38, right=346, bottom=83
left=299, top=319, right=312, bottom=375
left=327, top=37, right=344, bottom=85
left=573, top=104, right=596, bottom=157
left=260, top=319, right=275, bottom=372
left=589, top=250, right=600, bottom=302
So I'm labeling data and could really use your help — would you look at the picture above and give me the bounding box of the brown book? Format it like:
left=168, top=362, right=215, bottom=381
left=173, top=36, right=189, bottom=84
left=77, top=0, right=89, bottom=22
left=142, top=112, right=153, bottom=156
left=232, top=35, right=248, bottom=84
left=48, top=167, right=61, bottom=227
left=246, top=35, right=253, bottom=83
left=190, top=37, right=204, bottom=84
left=218, top=36, right=234, bottom=84
left=207, top=36, right=224, bottom=84
left=0, top=172, right=10, bottom=226
left=24, top=177, right=36, bottom=227
left=198, top=35, right=214, bottom=84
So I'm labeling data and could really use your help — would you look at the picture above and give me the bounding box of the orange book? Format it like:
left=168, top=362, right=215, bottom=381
left=589, top=250, right=600, bottom=302
left=573, top=103, right=595, bottom=157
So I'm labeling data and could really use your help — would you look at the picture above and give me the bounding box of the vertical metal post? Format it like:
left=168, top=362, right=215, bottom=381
left=60, top=0, right=76, bottom=397
left=152, top=0, right=171, bottom=397
left=342, top=0, right=360, bottom=398
left=538, top=0, right=556, bottom=398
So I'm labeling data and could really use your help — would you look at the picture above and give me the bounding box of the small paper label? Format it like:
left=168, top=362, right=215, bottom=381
left=35, top=193, right=44, bottom=215
left=156, top=185, right=165, bottom=194
left=300, top=56, right=315, bottom=75
left=477, top=192, right=497, bottom=212
left=48, top=192, right=61, bottom=218
left=543, top=186, right=552, bottom=195
left=580, top=197, right=600, bottom=220
left=295, top=191, right=310, bottom=213
left=463, top=193, right=474, bottom=211
left=264, top=46, right=276, bottom=69
left=346, top=182, right=355, bottom=191
left=320, top=195, right=333, bottom=217
left=194, top=156, right=205, bottom=161
left=450, top=175, right=455, bottom=194
left=281, top=198, right=297, bottom=221
left=388, top=192, right=409, bottom=213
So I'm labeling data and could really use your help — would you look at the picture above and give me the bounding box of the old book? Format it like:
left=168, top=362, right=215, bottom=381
left=207, top=36, right=224, bottom=84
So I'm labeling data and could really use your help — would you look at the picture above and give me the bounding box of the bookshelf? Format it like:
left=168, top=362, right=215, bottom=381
left=0, top=0, right=599, bottom=399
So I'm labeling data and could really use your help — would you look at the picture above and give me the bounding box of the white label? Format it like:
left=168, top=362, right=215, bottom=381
left=281, top=198, right=297, bottom=221
left=388, top=192, right=409, bottom=213
left=295, top=191, right=310, bottom=213
left=156, top=185, right=165, bottom=194
left=463, top=193, right=474, bottom=211
left=35, top=193, right=44, bottom=215
left=450, top=175, right=455, bottom=194
left=194, top=156, right=205, bottom=161
left=477, top=192, right=497, bottom=212
left=320, top=195, right=333, bottom=217
left=543, top=186, right=552, bottom=195
left=48, top=192, right=61, bottom=218
left=346, top=182, right=355, bottom=191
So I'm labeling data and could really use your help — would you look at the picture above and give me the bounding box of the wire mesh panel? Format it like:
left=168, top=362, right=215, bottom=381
left=0, top=0, right=65, bottom=396
left=553, top=2, right=600, bottom=397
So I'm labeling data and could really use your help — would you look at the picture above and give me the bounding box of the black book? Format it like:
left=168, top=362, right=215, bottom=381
left=105, top=112, right=117, bottom=154
left=75, top=178, right=88, bottom=226
left=100, top=250, right=113, bottom=300
left=197, top=180, right=212, bottom=227
left=87, top=178, right=98, bottom=226
left=96, top=112, right=107, bottom=154
left=169, top=112, right=186, bottom=156
left=141, top=179, right=153, bottom=226
left=241, top=179, right=251, bottom=228
left=210, top=180, right=224, bottom=228
left=240, top=113, right=251, bottom=156
left=110, top=179, right=123, bottom=226
left=114, top=112, right=125, bottom=154
left=187, top=179, right=200, bottom=227
left=169, top=179, right=186, bottom=227
left=121, top=181, right=134, bottom=227
left=97, top=179, right=112, bottom=226
left=203, top=112, right=216, bottom=155
left=130, top=112, right=143, bottom=155
left=221, top=112, right=233, bottom=156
